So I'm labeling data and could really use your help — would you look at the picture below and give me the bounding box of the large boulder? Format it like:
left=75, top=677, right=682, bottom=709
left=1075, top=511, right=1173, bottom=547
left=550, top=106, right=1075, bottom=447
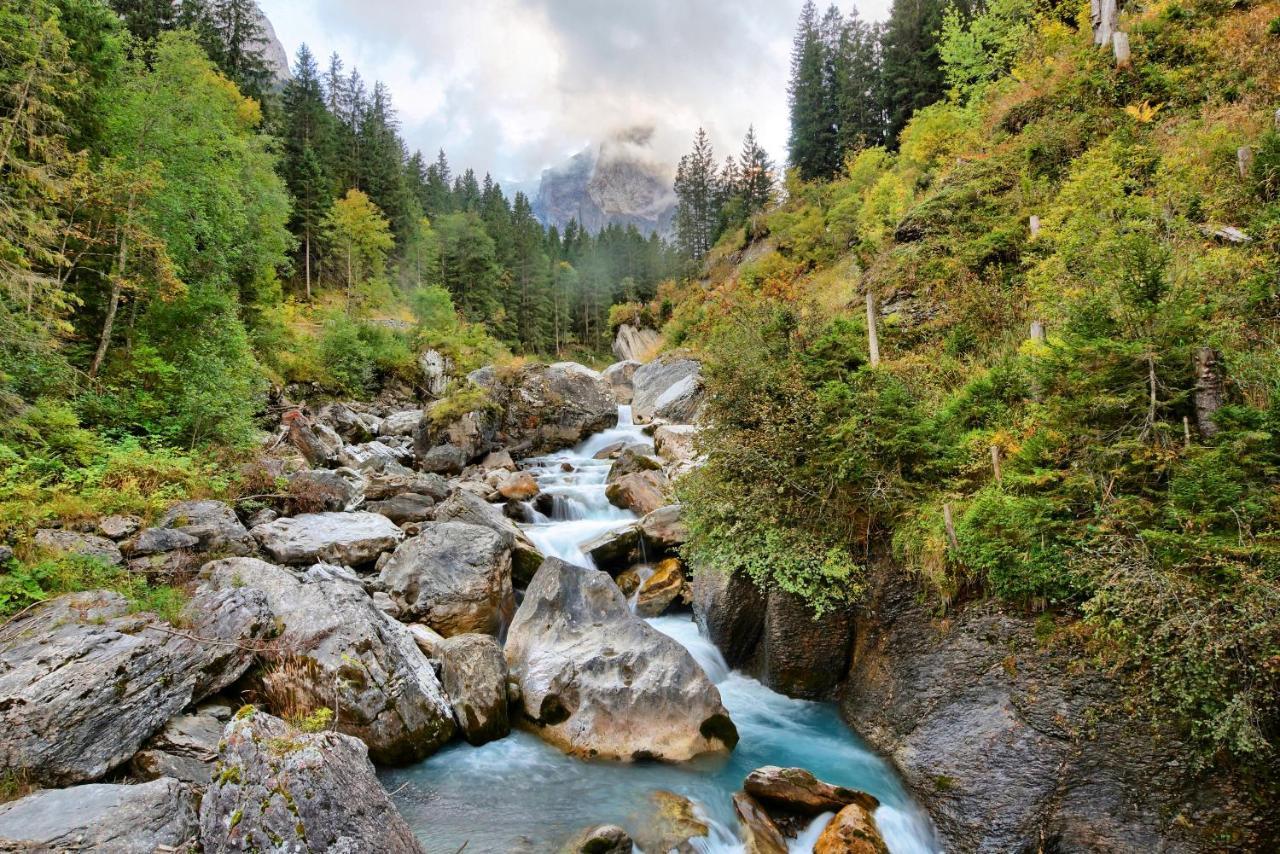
left=581, top=524, right=641, bottom=573
left=283, top=410, right=344, bottom=468
left=0, top=778, right=198, bottom=853
left=633, top=558, right=688, bottom=618
left=201, top=559, right=455, bottom=763
left=125, top=526, right=200, bottom=557
left=158, top=499, right=255, bottom=556
left=497, top=471, right=539, bottom=500
left=414, top=403, right=499, bottom=463
left=364, top=469, right=449, bottom=502
left=436, top=633, right=510, bottom=746
left=814, top=803, right=890, bottom=854
left=733, top=792, right=788, bottom=854
left=605, top=446, right=663, bottom=482
left=654, top=424, right=699, bottom=468
left=497, top=362, right=618, bottom=455
left=318, top=401, right=379, bottom=442
left=378, top=522, right=514, bottom=637
left=380, top=409, right=424, bottom=437
left=338, top=440, right=412, bottom=472
left=691, top=567, right=766, bottom=669
left=744, top=766, right=879, bottom=816
left=419, top=442, right=468, bottom=475
left=33, top=527, right=123, bottom=566
left=131, top=708, right=227, bottom=786
left=605, top=470, right=668, bottom=515
left=612, top=323, right=661, bottom=362
left=199, top=710, right=424, bottom=854
left=504, top=557, right=737, bottom=762
left=0, top=588, right=270, bottom=786
left=367, top=492, right=436, bottom=524
left=602, top=360, right=641, bottom=404
left=288, top=468, right=365, bottom=513
left=639, top=504, right=688, bottom=555
left=560, top=824, right=634, bottom=854
left=760, top=588, right=853, bottom=698
left=418, top=348, right=452, bottom=398
left=630, top=356, right=702, bottom=424
left=433, top=490, right=544, bottom=584
left=250, top=511, right=404, bottom=566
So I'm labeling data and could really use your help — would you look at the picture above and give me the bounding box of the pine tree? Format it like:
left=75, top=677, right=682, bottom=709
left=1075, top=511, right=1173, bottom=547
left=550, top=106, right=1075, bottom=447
left=673, top=128, right=718, bottom=259
left=881, top=0, right=955, bottom=146
left=788, top=1, right=836, bottom=180
left=279, top=44, right=334, bottom=298
left=834, top=11, right=884, bottom=154
left=738, top=125, right=775, bottom=216
left=200, top=0, right=273, bottom=101
left=359, top=81, right=410, bottom=238
left=108, top=0, right=177, bottom=43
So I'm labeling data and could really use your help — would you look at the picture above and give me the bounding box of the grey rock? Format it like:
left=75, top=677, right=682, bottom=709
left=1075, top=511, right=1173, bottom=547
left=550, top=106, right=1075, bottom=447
left=602, top=359, right=641, bottom=404
left=380, top=409, right=424, bottom=436
left=250, top=511, right=404, bottom=566
left=639, top=504, right=688, bottom=555
left=612, top=322, right=662, bottom=362
left=126, top=549, right=199, bottom=582
left=499, top=362, right=617, bottom=455
left=318, top=401, right=376, bottom=442
left=605, top=446, right=663, bottom=482
left=244, top=507, right=278, bottom=528
left=654, top=424, right=699, bottom=465
left=98, top=514, right=141, bottom=540
left=631, top=356, right=702, bottom=424
left=33, top=528, right=123, bottom=566
left=415, top=406, right=498, bottom=462
left=480, top=449, right=516, bottom=471
left=580, top=524, right=641, bottom=574
left=419, top=349, right=452, bottom=399
left=0, top=777, right=197, bottom=853
left=283, top=410, right=344, bottom=468
left=0, top=588, right=270, bottom=785
left=420, top=442, right=468, bottom=475
left=433, top=489, right=544, bottom=585
left=436, top=633, right=510, bottom=745
left=364, top=469, right=449, bottom=502
left=505, top=557, right=737, bottom=762
left=760, top=588, right=853, bottom=699
left=131, top=711, right=225, bottom=785
left=159, top=499, right=255, bottom=555
left=289, top=468, right=365, bottom=512
left=0, top=545, right=11, bottom=565
left=199, top=710, right=424, bottom=854
left=126, top=526, right=199, bottom=557
left=367, top=492, right=436, bottom=524
left=201, top=559, right=454, bottom=763
left=604, top=470, right=668, bottom=515
left=744, top=765, right=879, bottom=816
left=692, top=567, right=766, bottom=670
left=338, top=440, right=412, bottom=472
left=560, top=823, right=634, bottom=854
left=378, top=521, right=514, bottom=637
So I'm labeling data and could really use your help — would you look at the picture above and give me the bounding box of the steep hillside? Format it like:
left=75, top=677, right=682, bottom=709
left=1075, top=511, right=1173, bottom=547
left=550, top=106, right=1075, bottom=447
left=655, top=0, right=1280, bottom=847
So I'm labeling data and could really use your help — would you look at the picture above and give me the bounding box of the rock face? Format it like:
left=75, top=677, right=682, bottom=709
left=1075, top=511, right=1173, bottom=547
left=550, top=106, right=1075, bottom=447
left=602, top=359, right=641, bottom=403
left=420, top=442, right=468, bottom=475
left=839, top=566, right=1278, bottom=853
left=380, top=409, right=423, bottom=436
left=605, top=470, right=668, bottom=515
left=0, top=588, right=270, bottom=786
left=631, top=356, right=703, bottom=424
left=131, top=709, right=226, bottom=786
left=654, top=424, right=699, bottom=467
left=433, top=489, right=544, bottom=584
left=505, top=557, right=737, bottom=762
left=613, top=324, right=662, bottom=362
left=436, top=633, right=510, bottom=745
left=692, top=567, right=766, bottom=669
left=158, top=499, right=255, bottom=555
left=202, top=559, right=455, bottom=763
left=378, top=522, right=515, bottom=637
left=760, top=588, right=854, bottom=698
left=497, top=362, right=618, bottom=455
left=418, top=348, right=451, bottom=398
left=639, top=504, right=688, bottom=556
left=199, top=710, right=424, bottom=854
left=0, top=777, right=198, bottom=853
left=814, top=803, right=890, bottom=854
left=33, top=527, right=123, bottom=565
left=251, top=511, right=404, bottom=566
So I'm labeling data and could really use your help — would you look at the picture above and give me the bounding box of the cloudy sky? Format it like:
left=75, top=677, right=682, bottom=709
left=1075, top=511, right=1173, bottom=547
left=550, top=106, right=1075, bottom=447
left=259, top=0, right=892, bottom=189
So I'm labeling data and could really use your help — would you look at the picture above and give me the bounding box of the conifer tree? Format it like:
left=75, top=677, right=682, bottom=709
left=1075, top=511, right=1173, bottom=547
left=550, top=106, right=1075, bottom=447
left=279, top=44, right=334, bottom=298
left=738, top=125, right=775, bottom=216
left=880, top=0, right=955, bottom=145
left=673, top=128, right=718, bottom=259
left=788, top=1, right=835, bottom=180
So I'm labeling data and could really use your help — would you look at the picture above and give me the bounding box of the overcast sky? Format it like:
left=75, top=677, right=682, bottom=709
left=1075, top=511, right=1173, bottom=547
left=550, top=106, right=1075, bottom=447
left=259, top=0, right=893, bottom=189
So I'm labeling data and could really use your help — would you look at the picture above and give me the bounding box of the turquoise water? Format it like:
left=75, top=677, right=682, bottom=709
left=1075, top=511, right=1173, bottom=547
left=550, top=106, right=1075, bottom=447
left=381, top=407, right=939, bottom=853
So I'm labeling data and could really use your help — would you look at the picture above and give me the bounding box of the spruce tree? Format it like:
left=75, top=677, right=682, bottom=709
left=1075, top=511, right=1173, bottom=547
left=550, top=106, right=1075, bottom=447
left=788, top=1, right=835, bottom=181
left=673, top=128, right=718, bottom=259
left=738, top=125, right=775, bottom=216
left=881, top=0, right=957, bottom=146
left=279, top=44, right=335, bottom=298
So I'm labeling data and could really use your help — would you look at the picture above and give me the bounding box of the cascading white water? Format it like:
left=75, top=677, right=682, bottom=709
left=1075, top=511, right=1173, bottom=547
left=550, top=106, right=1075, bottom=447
left=382, top=406, right=940, bottom=853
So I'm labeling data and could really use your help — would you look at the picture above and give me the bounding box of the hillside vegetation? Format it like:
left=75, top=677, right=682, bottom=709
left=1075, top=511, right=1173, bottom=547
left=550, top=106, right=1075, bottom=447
left=657, top=0, right=1280, bottom=769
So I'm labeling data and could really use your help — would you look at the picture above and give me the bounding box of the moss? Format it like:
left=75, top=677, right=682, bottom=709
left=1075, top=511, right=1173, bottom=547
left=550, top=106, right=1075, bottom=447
left=229, top=808, right=243, bottom=829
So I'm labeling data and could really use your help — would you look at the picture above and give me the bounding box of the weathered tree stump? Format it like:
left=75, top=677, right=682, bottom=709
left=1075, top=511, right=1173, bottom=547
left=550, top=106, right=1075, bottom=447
left=1091, top=0, right=1121, bottom=46
left=1113, top=31, right=1131, bottom=68
left=1238, top=146, right=1254, bottom=180
left=1194, top=347, right=1226, bottom=438
left=865, top=292, right=881, bottom=368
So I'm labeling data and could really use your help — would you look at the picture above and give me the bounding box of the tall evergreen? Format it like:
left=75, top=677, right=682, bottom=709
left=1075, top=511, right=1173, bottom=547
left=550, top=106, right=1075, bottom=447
left=835, top=11, right=884, bottom=153
left=279, top=44, right=334, bottom=298
left=880, top=0, right=955, bottom=145
left=673, top=128, right=719, bottom=260
left=788, top=1, right=835, bottom=181
left=738, top=125, right=775, bottom=216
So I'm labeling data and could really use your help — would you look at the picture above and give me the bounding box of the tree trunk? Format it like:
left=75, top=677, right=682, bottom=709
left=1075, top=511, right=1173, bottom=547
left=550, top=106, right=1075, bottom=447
left=346, top=243, right=353, bottom=303
left=1030, top=321, right=1046, bottom=343
left=990, top=445, right=1002, bottom=484
left=1112, top=31, right=1131, bottom=68
left=1194, top=347, right=1226, bottom=438
left=1238, top=146, right=1254, bottom=180
left=90, top=209, right=132, bottom=379
left=943, top=503, right=960, bottom=552
left=1091, top=0, right=1120, bottom=47
left=865, top=291, right=881, bottom=367
left=304, top=228, right=311, bottom=300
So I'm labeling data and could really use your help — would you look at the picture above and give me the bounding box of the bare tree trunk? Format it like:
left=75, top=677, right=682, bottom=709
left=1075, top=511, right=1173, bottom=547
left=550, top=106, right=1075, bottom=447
left=943, top=503, right=960, bottom=552
left=1238, top=146, right=1254, bottom=180
left=1030, top=321, right=1046, bottom=343
left=1113, top=31, right=1131, bottom=68
left=1143, top=353, right=1158, bottom=439
left=1194, top=347, right=1226, bottom=438
left=990, top=445, right=1003, bottom=484
left=1090, top=0, right=1121, bottom=46
left=90, top=210, right=132, bottom=379
left=865, top=291, right=881, bottom=367
left=304, top=229, right=311, bottom=300
left=345, top=244, right=353, bottom=303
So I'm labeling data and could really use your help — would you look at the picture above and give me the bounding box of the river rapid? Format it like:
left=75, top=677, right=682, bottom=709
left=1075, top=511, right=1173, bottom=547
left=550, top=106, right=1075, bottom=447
left=382, top=407, right=940, bottom=853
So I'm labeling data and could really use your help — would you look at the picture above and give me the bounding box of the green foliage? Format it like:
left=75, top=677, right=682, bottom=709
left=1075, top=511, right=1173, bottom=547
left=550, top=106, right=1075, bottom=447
left=315, top=314, right=413, bottom=396
left=0, top=551, right=184, bottom=622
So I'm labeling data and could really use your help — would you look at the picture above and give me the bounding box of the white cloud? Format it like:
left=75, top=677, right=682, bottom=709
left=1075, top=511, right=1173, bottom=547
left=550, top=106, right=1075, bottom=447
left=259, top=0, right=893, bottom=184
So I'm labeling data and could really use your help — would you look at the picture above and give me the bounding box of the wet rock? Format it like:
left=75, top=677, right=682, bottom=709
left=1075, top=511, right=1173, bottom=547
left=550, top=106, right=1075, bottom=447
left=814, top=803, right=889, bottom=854
left=125, top=526, right=200, bottom=557
left=616, top=567, right=642, bottom=597
left=33, top=528, right=123, bottom=566
left=631, top=790, right=709, bottom=853
left=201, top=559, right=455, bottom=763
left=602, top=360, right=641, bottom=404
left=289, top=467, right=365, bottom=513
left=367, top=492, right=436, bottom=524
left=606, top=446, right=663, bottom=482
left=733, top=791, right=788, bottom=854
left=744, top=766, right=879, bottom=816
left=591, top=440, right=632, bottom=460
left=0, top=777, right=198, bottom=853
left=639, top=504, right=688, bottom=555
left=378, top=521, right=514, bottom=637
left=605, top=470, right=668, bottom=515
left=760, top=588, right=854, bottom=699
left=581, top=524, right=641, bottom=573
left=199, top=710, right=425, bottom=854
left=498, top=471, right=540, bottom=500
left=692, top=567, right=766, bottom=669
left=131, top=710, right=225, bottom=785
left=631, top=356, right=702, bottom=424
left=0, top=588, right=270, bottom=785
left=419, top=349, right=452, bottom=399
left=251, top=511, right=404, bottom=566
left=420, top=442, right=468, bottom=475
left=158, top=499, right=255, bottom=555
left=612, top=323, right=661, bottom=362
left=504, top=500, right=539, bottom=523
left=436, top=633, right=510, bottom=745
left=434, top=490, right=544, bottom=584
left=380, top=409, right=424, bottom=437
left=98, top=514, right=141, bottom=540
left=560, top=824, right=634, bottom=854
left=634, top=558, right=688, bottom=617
left=505, top=557, right=737, bottom=762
